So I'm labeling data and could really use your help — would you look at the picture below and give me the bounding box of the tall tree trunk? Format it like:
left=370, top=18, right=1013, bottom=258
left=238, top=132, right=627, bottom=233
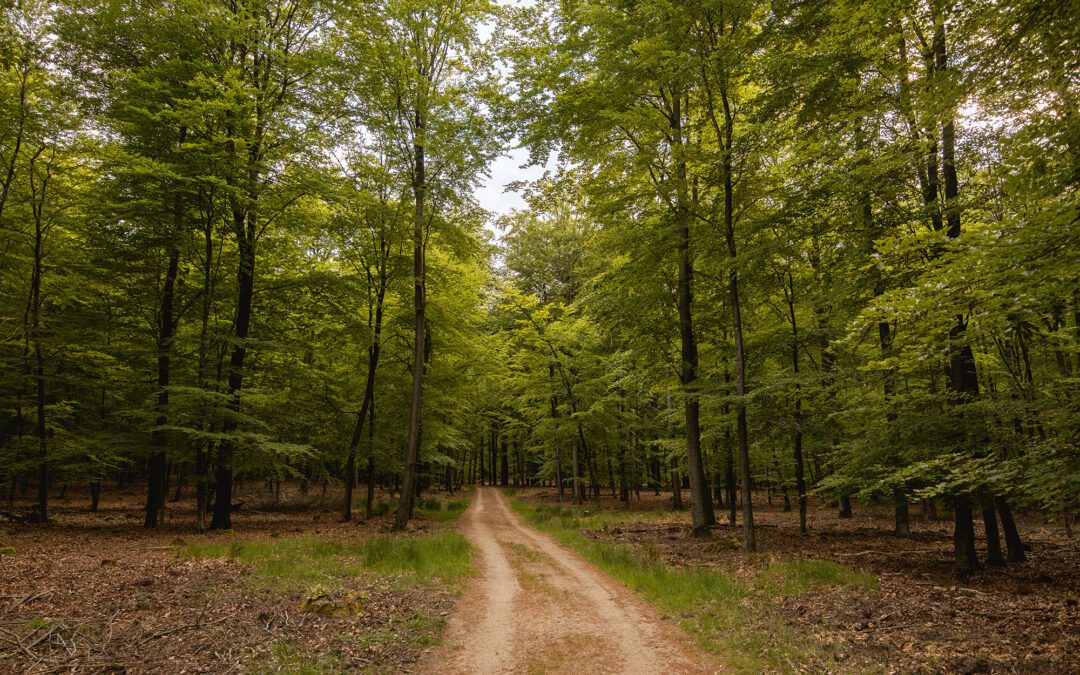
left=785, top=272, right=808, bottom=534
left=28, top=148, right=48, bottom=523
left=395, top=130, right=427, bottom=531
left=671, top=93, right=714, bottom=534
left=995, top=496, right=1025, bottom=563
left=210, top=218, right=255, bottom=530
left=365, top=399, right=376, bottom=519
left=932, top=17, right=986, bottom=576
left=720, top=88, right=754, bottom=551
left=344, top=287, right=385, bottom=521
left=500, top=436, right=509, bottom=487
left=145, top=244, right=179, bottom=528
left=953, top=500, right=980, bottom=579
left=194, top=205, right=215, bottom=533
left=982, top=503, right=1006, bottom=567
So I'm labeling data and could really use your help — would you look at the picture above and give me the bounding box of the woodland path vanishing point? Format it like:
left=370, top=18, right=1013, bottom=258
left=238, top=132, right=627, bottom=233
left=422, top=488, right=719, bottom=674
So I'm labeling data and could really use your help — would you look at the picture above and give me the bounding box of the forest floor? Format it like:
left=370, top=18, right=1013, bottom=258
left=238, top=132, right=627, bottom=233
left=1, top=484, right=1077, bottom=673
left=0, top=482, right=469, bottom=673
left=510, top=487, right=1080, bottom=674
left=421, top=487, right=717, bottom=674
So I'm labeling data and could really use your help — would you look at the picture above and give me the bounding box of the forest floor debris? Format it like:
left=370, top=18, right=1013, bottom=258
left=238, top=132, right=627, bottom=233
left=0, top=482, right=466, bottom=673
left=514, top=488, right=1080, bottom=674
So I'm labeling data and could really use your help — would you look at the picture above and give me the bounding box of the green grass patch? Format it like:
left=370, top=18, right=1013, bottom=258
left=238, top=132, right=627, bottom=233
left=355, top=610, right=444, bottom=652
left=513, top=500, right=875, bottom=673
left=267, top=640, right=343, bottom=674
left=416, top=497, right=470, bottom=522
left=180, top=531, right=470, bottom=592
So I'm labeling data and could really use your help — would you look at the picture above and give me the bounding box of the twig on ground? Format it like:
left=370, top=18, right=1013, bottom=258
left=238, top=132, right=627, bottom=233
left=10, top=588, right=55, bottom=609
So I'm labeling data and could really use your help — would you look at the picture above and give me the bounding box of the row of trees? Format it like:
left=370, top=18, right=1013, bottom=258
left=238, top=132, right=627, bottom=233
left=0, top=0, right=503, bottom=531
left=1, top=0, right=1076, bottom=579
left=492, top=0, right=1078, bottom=577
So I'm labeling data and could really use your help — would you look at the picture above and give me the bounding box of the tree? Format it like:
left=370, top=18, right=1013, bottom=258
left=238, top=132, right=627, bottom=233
left=342, top=0, right=501, bottom=530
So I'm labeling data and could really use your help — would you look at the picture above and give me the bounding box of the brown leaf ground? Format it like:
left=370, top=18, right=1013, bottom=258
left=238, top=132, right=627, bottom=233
left=0, top=482, right=456, bottom=673
left=515, top=488, right=1080, bottom=674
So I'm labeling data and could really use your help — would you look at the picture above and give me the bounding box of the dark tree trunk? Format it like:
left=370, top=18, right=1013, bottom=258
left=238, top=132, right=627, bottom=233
left=146, top=242, right=180, bottom=529
left=194, top=207, right=215, bottom=533
left=344, top=288, right=384, bottom=521
left=479, top=433, right=486, bottom=487
left=718, top=89, right=755, bottom=551
left=210, top=216, right=255, bottom=530
left=983, top=504, right=1006, bottom=567
left=784, top=273, right=808, bottom=534
left=726, top=442, right=737, bottom=526
left=28, top=149, right=48, bottom=524
left=670, top=93, right=715, bottom=534
left=933, top=17, right=986, bottom=576
left=364, top=398, right=376, bottom=519
left=839, top=495, right=853, bottom=519
left=395, top=124, right=427, bottom=531
left=895, top=495, right=911, bottom=538
left=994, top=496, right=1026, bottom=562
left=500, top=436, right=509, bottom=487
left=953, top=501, right=980, bottom=579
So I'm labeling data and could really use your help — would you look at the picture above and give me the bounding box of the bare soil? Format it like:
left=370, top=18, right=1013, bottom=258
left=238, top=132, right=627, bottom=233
left=422, top=487, right=719, bottom=674
left=516, top=487, right=1080, bottom=674
left=0, top=482, right=455, bottom=673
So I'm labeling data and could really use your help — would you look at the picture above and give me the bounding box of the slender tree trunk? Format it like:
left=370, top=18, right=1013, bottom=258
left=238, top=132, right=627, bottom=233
left=344, top=288, right=385, bottom=521
left=365, top=398, right=376, bottom=519
left=670, top=93, right=714, bottom=534
left=500, top=436, right=509, bottom=487
left=994, top=496, right=1025, bottom=562
left=146, top=244, right=179, bottom=528
left=932, top=17, right=990, bottom=576
left=953, top=500, right=980, bottom=579
left=395, top=130, right=427, bottom=531
left=721, top=92, right=754, bottom=551
left=194, top=207, right=215, bottom=533
left=28, top=149, right=48, bottom=523
left=572, top=430, right=582, bottom=505
left=670, top=455, right=682, bottom=510
left=479, top=433, right=485, bottom=487
left=210, top=219, right=255, bottom=530
left=785, top=272, right=808, bottom=534
left=982, top=503, right=1006, bottom=567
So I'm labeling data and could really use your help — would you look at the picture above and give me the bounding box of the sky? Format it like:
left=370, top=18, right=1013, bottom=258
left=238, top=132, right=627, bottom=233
left=473, top=1, right=549, bottom=232
left=474, top=145, right=554, bottom=240
left=475, top=146, right=548, bottom=212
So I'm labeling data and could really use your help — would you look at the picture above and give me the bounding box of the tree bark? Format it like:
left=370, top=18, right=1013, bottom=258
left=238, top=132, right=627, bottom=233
left=395, top=126, right=427, bottom=531
left=785, top=272, right=808, bottom=534
left=982, top=504, right=1006, bottom=567
left=209, top=216, right=255, bottom=530
left=721, top=88, right=754, bottom=551
left=344, top=284, right=385, bottom=521
left=28, top=148, right=49, bottom=523
left=145, top=244, right=178, bottom=528
left=671, top=92, right=714, bottom=535
left=994, top=495, right=1026, bottom=563
left=953, top=500, right=980, bottom=579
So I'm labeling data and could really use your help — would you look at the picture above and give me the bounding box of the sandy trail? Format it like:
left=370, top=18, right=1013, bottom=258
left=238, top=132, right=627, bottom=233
left=422, top=488, right=719, bottom=674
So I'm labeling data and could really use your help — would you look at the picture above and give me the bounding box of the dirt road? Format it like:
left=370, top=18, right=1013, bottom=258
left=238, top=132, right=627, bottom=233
left=422, top=488, right=719, bottom=674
